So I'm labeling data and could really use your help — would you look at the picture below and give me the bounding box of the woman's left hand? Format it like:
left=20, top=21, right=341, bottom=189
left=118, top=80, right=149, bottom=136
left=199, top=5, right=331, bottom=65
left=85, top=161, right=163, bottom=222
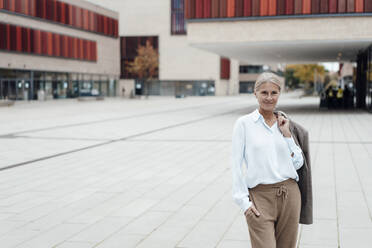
left=277, top=115, right=291, bottom=137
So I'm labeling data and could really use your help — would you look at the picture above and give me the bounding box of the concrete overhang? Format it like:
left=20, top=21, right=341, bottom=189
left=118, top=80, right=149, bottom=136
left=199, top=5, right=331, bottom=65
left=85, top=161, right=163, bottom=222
left=186, top=16, right=372, bottom=64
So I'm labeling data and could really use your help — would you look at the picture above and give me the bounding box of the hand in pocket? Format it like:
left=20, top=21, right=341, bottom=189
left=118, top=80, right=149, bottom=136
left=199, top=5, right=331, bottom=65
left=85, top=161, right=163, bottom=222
left=245, top=205, right=261, bottom=217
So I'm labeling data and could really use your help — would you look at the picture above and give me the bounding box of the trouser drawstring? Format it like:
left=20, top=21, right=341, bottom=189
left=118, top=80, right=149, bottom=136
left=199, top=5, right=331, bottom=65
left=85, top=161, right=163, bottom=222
left=274, top=185, right=288, bottom=200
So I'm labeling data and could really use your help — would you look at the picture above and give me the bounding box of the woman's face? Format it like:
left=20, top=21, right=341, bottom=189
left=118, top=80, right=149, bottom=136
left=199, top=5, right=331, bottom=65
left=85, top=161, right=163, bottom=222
left=254, top=82, right=280, bottom=112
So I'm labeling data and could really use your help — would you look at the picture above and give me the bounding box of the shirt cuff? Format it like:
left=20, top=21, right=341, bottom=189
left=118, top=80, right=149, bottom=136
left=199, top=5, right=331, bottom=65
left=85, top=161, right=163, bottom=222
left=241, top=198, right=253, bottom=213
left=284, top=136, right=298, bottom=151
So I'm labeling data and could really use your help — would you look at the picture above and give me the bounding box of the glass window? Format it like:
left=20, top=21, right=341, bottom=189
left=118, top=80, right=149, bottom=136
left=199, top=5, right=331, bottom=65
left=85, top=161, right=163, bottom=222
left=171, top=0, right=186, bottom=35
left=239, top=65, right=264, bottom=74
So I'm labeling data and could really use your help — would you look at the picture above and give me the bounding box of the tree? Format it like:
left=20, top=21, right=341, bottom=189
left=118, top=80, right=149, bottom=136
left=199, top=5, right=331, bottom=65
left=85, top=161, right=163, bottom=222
left=285, top=64, right=325, bottom=95
left=126, top=40, right=159, bottom=97
left=284, top=67, right=301, bottom=89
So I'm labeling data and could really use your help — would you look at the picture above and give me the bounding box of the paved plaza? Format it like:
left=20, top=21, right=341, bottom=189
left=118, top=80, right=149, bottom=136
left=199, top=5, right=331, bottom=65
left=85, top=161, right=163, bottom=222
left=0, top=93, right=372, bottom=248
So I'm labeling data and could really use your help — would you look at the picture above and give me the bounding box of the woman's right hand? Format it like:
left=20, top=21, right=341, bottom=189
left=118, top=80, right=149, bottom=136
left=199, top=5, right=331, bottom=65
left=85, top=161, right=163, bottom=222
left=244, top=205, right=261, bottom=217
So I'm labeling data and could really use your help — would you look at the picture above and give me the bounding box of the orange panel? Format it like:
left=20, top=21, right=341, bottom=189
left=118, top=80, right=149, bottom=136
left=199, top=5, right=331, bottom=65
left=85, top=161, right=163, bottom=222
left=260, top=0, right=269, bottom=15
left=355, top=0, right=364, bottom=12
left=227, top=0, right=235, bottom=17
left=268, top=0, right=277, bottom=15
left=302, top=0, right=311, bottom=14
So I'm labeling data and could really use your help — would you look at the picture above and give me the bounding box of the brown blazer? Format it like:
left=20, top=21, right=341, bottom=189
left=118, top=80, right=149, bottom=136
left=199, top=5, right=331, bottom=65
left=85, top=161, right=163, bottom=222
left=275, top=110, right=313, bottom=225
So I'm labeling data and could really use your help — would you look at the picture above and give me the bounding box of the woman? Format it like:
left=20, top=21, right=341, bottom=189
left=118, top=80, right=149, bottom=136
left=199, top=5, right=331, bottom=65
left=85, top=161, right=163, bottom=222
left=231, top=72, right=306, bottom=248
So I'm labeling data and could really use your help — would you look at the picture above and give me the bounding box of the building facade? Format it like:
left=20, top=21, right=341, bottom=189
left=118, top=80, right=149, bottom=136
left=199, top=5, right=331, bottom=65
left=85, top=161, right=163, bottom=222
left=184, top=0, right=372, bottom=110
left=96, top=0, right=239, bottom=97
left=0, top=0, right=120, bottom=100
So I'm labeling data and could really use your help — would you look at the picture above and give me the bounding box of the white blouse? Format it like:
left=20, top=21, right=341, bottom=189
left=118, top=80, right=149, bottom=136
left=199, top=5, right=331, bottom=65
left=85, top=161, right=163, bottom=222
left=231, top=109, right=304, bottom=213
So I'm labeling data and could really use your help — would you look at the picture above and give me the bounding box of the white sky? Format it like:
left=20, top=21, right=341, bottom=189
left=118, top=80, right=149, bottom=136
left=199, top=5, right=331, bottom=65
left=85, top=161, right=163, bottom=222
left=321, top=63, right=339, bottom=72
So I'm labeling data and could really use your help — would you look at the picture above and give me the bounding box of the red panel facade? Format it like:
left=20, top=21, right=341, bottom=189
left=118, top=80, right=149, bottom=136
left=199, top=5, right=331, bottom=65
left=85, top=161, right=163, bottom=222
left=52, top=0, right=57, bottom=21
left=0, top=22, right=97, bottom=61
left=41, top=31, right=47, bottom=54
left=278, top=0, right=286, bottom=15
left=186, top=0, right=196, bottom=18
left=196, top=0, right=203, bottom=18
left=260, top=0, right=269, bottom=16
left=204, top=0, right=211, bottom=17
left=16, top=26, right=22, bottom=52
left=268, top=0, right=277, bottom=15
left=286, top=0, right=294, bottom=14
left=320, top=0, right=328, bottom=13
left=365, top=0, right=372, bottom=12
left=347, top=0, right=354, bottom=12
left=15, top=0, right=21, bottom=13
left=92, top=42, right=97, bottom=61
left=0, top=23, right=6, bottom=50
left=227, top=0, right=235, bottom=17
left=338, top=0, right=346, bottom=12
left=355, top=0, right=363, bottom=12
left=25, top=28, right=31, bottom=53
left=329, top=0, right=337, bottom=13
left=294, top=0, right=302, bottom=14
left=68, top=4, right=73, bottom=25
left=33, top=29, right=41, bottom=54
left=235, top=0, right=243, bottom=16
left=9, top=0, right=15, bottom=11
left=220, top=57, right=230, bottom=79
left=302, top=0, right=311, bottom=14
left=219, top=0, right=227, bottom=17
left=243, top=0, right=251, bottom=16
left=79, top=39, right=84, bottom=60
left=252, top=0, right=260, bottom=16
left=53, top=33, right=60, bottom=56
left=311, top=0, right=320, bottom=13
left=211, top=0, right=219, bottom=17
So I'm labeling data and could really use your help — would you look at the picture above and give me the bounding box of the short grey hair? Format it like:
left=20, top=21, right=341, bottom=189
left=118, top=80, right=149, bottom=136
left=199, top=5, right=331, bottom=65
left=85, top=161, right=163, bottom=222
left=254, top=72, right=282, bottom=92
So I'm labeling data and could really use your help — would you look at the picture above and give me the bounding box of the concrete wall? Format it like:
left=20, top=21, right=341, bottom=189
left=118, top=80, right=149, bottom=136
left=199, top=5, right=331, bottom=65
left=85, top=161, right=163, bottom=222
left=115, top=0, right=222, bottom=82
left=85, top=0, right=240, bottom=96
left=118, top=79, right=135, bottom=98
left=0, top=2, right=120, bottom=78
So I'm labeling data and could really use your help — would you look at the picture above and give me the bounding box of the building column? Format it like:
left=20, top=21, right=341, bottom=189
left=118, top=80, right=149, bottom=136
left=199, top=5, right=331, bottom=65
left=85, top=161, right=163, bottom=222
left=356, top=51, right=367, bottom=109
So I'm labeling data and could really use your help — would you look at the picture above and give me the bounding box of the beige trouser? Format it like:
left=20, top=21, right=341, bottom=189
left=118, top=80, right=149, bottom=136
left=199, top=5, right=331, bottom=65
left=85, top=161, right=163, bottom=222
left=245, top=178, right=301, bottom=248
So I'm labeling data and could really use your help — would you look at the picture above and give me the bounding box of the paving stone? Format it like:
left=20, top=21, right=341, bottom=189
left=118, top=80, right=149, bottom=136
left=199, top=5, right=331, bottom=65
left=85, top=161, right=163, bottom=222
left=0, top=94, right=370, bottom=247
